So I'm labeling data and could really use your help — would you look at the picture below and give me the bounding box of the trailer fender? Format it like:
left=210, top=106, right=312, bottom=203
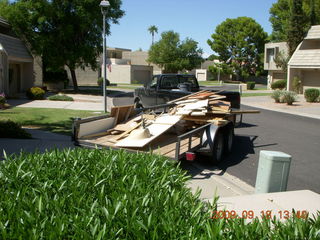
left=201, top=124, right=221, bottom=152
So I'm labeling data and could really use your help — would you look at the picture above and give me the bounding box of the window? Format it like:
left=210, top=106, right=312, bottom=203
left=266, top=48, right=275, bottom=63
left=150, top=76, right=159, bottom=88
left=160, top=76, right=179, bottom=89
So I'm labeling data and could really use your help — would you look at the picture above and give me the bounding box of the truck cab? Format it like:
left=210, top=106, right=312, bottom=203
left=134, top=74, right=200, bottom=107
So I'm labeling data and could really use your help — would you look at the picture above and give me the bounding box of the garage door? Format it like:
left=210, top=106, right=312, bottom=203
left=133, top=70, right=151, bottom=84
left=303, top=70, right=320, bottom=88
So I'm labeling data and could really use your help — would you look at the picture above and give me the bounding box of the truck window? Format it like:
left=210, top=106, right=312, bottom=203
left=160, top=76, right=179, bottom=89
left=179, top=76, right=198, bottom=88
left=150, top=76, right=158, bottom=88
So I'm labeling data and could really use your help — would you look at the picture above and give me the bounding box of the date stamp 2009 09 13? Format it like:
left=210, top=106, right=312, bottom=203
left=211, top=210, right=309, bottom=220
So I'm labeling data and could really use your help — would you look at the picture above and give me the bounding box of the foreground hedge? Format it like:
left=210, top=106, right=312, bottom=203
left=0, top=149, right=319, bottom=239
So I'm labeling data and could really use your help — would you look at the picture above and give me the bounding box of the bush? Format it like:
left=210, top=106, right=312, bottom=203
left=304, top=88, right=320, bottom=102
left=282, top=91, right=297, bottom=105
left=26, top=87, right=45, bottom=100
left=0, top=92, right=6, bottom=105
left=0, top=148, right=319, bottom=239
left=271, top=79, right=287, bottom=90
left=246, top=81, right=255, bottom=90
left=271, top=90, right=284, bottom=103
left=0, top=120, right=32, bottom=138
left=47, top=94, right=74, bottom=101
left=97, top=77, right=110, bottom=87
left=293, top=76, right=302, bottom=93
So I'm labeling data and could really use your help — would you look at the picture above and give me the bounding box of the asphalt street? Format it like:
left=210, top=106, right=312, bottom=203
left=113, top=94, right=320, bottom=193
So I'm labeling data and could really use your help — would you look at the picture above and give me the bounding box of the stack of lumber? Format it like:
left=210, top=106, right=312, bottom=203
left=168, top=90, right=232, bottom=126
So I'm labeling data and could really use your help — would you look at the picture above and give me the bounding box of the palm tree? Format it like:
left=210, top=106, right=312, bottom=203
left=148, top=25, right=158, bottom=45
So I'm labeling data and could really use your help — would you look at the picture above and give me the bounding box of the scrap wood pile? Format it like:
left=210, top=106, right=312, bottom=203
left=168, top=90, right=233, bottom=126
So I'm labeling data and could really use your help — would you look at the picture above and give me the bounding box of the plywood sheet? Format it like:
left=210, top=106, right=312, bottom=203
left=115, top=115, right=182, bottom=148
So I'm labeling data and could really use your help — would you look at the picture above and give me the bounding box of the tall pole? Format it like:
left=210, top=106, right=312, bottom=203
left=102, top=11, right=107, bottom=113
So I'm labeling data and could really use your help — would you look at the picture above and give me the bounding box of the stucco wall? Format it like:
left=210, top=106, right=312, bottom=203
left=105, top=65, right=131, bottom=84
left=72, top=67, right=98, bottom=86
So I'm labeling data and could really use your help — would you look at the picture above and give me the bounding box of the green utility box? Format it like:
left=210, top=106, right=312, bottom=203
left=255, top=151, right=292, bottom=194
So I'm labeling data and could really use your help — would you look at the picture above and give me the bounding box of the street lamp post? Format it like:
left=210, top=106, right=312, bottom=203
left=100, top=0, right=110, bottom=113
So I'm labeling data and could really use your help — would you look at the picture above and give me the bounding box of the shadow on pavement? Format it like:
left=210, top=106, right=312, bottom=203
left=181, top=134, right=278, bottom=179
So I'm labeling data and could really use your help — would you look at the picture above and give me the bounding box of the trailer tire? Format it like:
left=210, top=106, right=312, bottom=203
left=211, top=131, right=224, bottom=163
left=224, top=125, right=234, bottom=155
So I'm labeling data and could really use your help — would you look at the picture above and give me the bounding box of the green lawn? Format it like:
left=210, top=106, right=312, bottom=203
left=0, top=107, right=103, bottom=135
left=241, top=92, right=272, bottom=97
left=198, top=80, right=221, bottom=85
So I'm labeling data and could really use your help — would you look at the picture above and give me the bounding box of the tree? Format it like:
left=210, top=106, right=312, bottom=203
left=0, top=0, right=124, bottom=91
left=207, top=17, right=268, bottom=80
left=287, top=0, right=307, bottom=56
left=148, top=31, right=203, bottom=73
left=269, top=0, right=320, bottom=42
left=148, top=25, right=158, bottom=45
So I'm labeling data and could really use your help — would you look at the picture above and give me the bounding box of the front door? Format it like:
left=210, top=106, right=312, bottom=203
left=9, top=64, right=21, bottom=95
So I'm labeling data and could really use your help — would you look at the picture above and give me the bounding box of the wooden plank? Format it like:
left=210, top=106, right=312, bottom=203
left=115, top=115, right=182, bottom=148
left=167, top=90, right=208, bottom=103
left=114, top=121, right=143, bottom=141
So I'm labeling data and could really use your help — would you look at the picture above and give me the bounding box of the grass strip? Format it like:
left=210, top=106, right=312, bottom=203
left=0, top=107, right=103, bottom=135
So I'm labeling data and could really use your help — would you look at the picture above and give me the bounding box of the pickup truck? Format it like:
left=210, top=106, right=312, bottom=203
left=134, top=74, right=241, bottom=109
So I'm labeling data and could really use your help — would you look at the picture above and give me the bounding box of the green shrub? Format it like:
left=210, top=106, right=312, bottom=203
left=271, top=90, right=284, bottom=103
left=0, top=120, right=32, bottom=138
left=0, top=93, right=6, bottom=105
left=271, top=79, right=287, bottom=90
left=0, top=148, right=319, bottom=239
left=47, top=94, right=74, bottom=101
left=292, top=76, right=302, bottom=93
left=26, top=87, right=45, bottom=100
left=282, top=91, right=297, bottom=105
left=304, top=88, right=320, bottom=102
left=246, top=81, right=255, bottom=90
left=97, top=77, right=110, bottom=86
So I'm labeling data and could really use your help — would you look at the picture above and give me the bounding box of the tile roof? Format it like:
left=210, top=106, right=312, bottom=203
left=288, top=49, right=320, bottom=67
left=305, top=25, right=320, bottom=39
left=0, top=33, right=32, bottom=60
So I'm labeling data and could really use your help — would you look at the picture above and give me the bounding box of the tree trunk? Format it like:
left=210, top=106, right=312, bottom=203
left=69, top=67, right=78, bottom=92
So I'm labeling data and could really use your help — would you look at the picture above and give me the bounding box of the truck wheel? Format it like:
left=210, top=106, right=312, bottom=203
left=224, top=126, right=234, bottom=155
left=212, top=132, right=224, bottom=163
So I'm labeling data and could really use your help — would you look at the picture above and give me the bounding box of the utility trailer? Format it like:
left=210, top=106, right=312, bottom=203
left=72, top=91, right=258, bottom=163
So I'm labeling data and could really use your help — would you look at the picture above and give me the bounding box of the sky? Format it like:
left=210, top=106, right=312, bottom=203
left=107, top=0, right=278, bottom=58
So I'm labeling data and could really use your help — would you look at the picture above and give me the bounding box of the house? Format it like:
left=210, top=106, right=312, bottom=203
left=287, top=25, right=320, bottom=92
left=105, top=48, right=153, bottom=84
left=264, top=42, right=289, bottom=89
left=0, top=17, right=41, bottom=96
left=71, top=48, right=154, bottom=86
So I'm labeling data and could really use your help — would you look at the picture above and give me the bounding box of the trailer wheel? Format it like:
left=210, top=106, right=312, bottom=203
left=224, top=125, right=234, bottom=155
left=211, top=132, right=224, bottom=163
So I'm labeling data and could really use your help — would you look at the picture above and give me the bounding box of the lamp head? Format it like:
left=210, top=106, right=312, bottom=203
left=100, top=0, right=110, bottom=8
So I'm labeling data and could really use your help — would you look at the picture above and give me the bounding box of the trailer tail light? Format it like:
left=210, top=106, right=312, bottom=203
left=186, top=152, right=196, bottom=161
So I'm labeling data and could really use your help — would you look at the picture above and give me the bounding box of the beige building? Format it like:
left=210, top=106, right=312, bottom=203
left=264, top=42, right=289, bottom=89
left=287, top=25, right=320, bottom=91
left=71, top=48, right=154, bottom=86
left=0, top=17, right=40, bottom=96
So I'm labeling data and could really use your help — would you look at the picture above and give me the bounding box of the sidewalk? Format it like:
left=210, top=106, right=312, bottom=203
left=241, top=94, right=320, bottom=120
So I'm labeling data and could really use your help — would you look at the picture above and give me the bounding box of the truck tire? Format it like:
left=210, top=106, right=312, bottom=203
left=211, top=132, right=224, bottom=163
